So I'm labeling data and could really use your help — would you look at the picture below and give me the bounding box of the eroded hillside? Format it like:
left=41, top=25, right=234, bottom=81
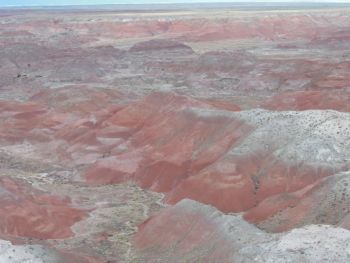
left=0, top=7, right=349, bottom=262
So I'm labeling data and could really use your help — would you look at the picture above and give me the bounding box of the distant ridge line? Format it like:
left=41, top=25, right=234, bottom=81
left=1, top=2, right=350, bottom=11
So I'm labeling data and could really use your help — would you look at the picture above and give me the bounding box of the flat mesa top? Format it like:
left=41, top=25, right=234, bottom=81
left=2, top=2, right=350, bottom=12
left=2, top=4, right=350, bottom=19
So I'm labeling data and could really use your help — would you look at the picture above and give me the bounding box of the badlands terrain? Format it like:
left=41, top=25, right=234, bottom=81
left=0, top=4, right=350, bottom=262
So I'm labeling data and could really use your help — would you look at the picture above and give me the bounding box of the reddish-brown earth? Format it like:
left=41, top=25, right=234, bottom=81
left=0, top=176, right=86, bottom=240
left=1, top=6, right=350, bottom=263
left=265, top=91, right=350, bottom=112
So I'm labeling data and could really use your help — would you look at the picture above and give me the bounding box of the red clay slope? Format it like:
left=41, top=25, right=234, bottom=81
left=265, top=90, right=350, bottom=112
left=1, top=90, right=349, bottom=233
left=83, top=92, right=350, bottom=231
left=0, top=177, right=86, bottom=240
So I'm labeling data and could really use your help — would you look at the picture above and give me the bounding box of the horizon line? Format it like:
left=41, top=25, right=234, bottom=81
left=2, top=1, right=350, bottom=8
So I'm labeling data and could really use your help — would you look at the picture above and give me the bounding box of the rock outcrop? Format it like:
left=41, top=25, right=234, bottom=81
left=135, top=199, right=350, bottom=262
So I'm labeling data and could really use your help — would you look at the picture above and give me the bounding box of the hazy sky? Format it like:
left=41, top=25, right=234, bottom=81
left=2, top=0, right=350, bottom=7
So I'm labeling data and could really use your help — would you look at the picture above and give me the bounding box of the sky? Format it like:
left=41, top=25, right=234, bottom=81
left=1, top=0, right=350, bottom=7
